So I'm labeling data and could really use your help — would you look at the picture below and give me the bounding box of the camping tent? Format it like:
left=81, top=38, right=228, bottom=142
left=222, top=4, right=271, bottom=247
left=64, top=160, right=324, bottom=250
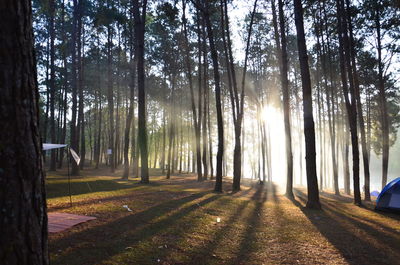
left=42, top=143, right=80, bottom=206
left=376, top=178, right=400, bottom=212
left=42, top=143, right=80, bottom=165
left=371, top=190, right=380, bottom=197
left=43, top=143, right=67, bottom=151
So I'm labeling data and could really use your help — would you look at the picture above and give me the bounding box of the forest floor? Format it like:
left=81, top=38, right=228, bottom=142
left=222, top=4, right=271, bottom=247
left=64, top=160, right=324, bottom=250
left=46, top=167, right=400, bottom=265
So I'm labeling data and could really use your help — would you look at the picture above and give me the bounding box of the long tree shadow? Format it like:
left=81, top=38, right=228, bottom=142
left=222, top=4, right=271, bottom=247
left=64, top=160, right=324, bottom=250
left=182, top=186, right=267, bottom=264
left=152, top=196, right=252, bottom=264
left=317, top=190, right=400, bottom=222
left=46, top=179, right=158, bottom=199
left=319, top=191, right=354, bottom=203
left=268, top=185, right=308, bottom=263
left=116, top=183, right=265, bottom=264
left=120, top=193, right=235, bottom=264
left=293, top=189, right=400, bottom=265
left=229, top=185, right=268, bottom=264
left=50, top=191, right=221, bottom=265
left=151, top=182, right=271, bottom=264
left=321, top=199, right=400, bottom=237
left=321, top=201, right=400, bottom=253
left=307, top=189, right=400, bottom=227
left=208, top=201, right=251, bottom=262
left=270, top=182, right=280, bottom=203
left=363, top=206, right=400, bottom=223
left=48, top=188, right=186, bottom=211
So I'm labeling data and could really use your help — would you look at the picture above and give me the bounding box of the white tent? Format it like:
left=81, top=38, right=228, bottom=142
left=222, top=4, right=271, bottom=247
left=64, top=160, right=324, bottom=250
left=43, top=143, right=67, bottom=151
left=69, top=148, right=81, bottom=165
left=42, top=143, right=80, bottom=165
left=42, top=143, right=80, bottom=207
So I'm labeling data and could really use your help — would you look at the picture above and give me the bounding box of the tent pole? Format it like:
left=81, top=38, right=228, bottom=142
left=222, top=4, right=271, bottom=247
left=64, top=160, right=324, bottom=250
left=68, top=148, right=72, bottom=207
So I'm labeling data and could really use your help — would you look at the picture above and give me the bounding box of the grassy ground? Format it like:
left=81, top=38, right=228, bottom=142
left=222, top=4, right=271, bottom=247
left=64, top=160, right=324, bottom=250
left=47, top=167, right=400, bottom=265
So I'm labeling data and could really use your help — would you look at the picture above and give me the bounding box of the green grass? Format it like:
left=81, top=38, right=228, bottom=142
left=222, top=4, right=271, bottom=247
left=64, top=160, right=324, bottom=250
left=47, top=168, right=400, bottom=265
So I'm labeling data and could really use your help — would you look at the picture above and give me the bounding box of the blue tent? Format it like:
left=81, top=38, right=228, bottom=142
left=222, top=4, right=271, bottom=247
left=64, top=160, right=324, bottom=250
left=371, top=190, right=380, bottom=197
left=376, top=178, right=400, bottom=212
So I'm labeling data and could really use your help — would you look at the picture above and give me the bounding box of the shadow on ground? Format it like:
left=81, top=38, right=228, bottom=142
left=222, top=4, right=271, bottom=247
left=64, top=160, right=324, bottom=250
left=294, top=189, right=400, bottom=265
left=50, top=191, right=222, bottom=265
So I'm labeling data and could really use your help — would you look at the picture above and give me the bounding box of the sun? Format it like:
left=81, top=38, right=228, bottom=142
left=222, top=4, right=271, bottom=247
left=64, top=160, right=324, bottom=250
left=261, top=105, right=281, bottom=123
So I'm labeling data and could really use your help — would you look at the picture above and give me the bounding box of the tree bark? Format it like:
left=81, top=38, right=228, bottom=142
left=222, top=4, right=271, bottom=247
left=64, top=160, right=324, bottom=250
left=293, top=0, right=321, bottom=209
left=202, top=25, right=209, bottom=180
left=183, top=1, right=203, bottom=181
left=70, top=0, right=80, bottom=175
left=375, top=3, right=389, bottom=190
left=220, top=0, right=257, bottom=191
left=133, top=0, right=149, bottom=183
left=346, top=0, right=370, bottom=201
left=207, top=88, right=214, bottom=179
left=336, top=0, right=361, bottom=205
left=200, top=0, right=224, bottom=192
left=79, top=21, right=86, bottom=170
left=319, top=0, right=339, bottom=194
left=161, top=103, right=166, bottom=173
left=274, top=0, right=293, bottom=197
left=0, top=0, right=49, bottom=263
left=166, top=75, right=176, bottom=179
left=343, top=115, right=351, bottom=195
left=106, top=15, right=115, bottom=172
left=75, top=0, right=83, bottom=170
left=58, top=0, right=68, bottom=169
left=49, top=0, right=57, bottom=171
left=122, top=17, right=137, bottom=179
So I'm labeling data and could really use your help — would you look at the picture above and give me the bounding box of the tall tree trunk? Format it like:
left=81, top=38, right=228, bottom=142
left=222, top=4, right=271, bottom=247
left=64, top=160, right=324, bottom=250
left=70, top=0, right=80, bottom=175
left=79, top=22, right=86, bottom=170
left=293, top=0, right=321, bottom=209
left=259, top=120, right=266, bottom=183
left=131, top=99, right=138, bottom=177
left=154, top=131, right=160, bottom=169
left=343, top=116, right=351, bottom=195
left=88, top=109, right=93, bottom=166
left=201, top=0, right=224, bottom=192
left=207, top=77, right=214, bottom=179
left=43, top=36, right=50, bottom=152
left=293, top=67, right=303, bottom=186
left=94, top=32, right=102, bottom=169
left=49, top=0, right=57, bottom=171
left=75, top=0, right=83, bottom=171
left=58, top=1, right=68, bottom=169
left=95, top=91, right=102, bottom=169
left=186, top=119, right=190, bottom=173
left=366, top=89, right=372, bottom=160
left=221, top=0, right=257, bottom=191
left=182, top=1, right=202, bottom=181
left=106, top=21, right=115, bottom=173
left=319, top=0, right=339, bottom=194
left=115, top=69, right=121, bottom=168
left=133, top=0, right=149, bottom=183
left=161, top=105, right=166, bottom=173
left=346, top=0, right=370, bottom=200
left=0, top=0, right=48, bottom=262
left=166, top=76, right=176, bottom=179
left=317, top=76, right=324, bottom=190
left=337, top=0, right=361, bottom=205
left=58, top=69, right=68, bottom=169
left=339, top=99, right=350, bottom=195
left=274, top=0, right=293, bottom=197
left=202, top=27, right=209, bottom=180
left=122, top=21, right=136, bottom=179
left=178, top=107, right=183, bottom=173
left=375, top=3, right=389, bottom=190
